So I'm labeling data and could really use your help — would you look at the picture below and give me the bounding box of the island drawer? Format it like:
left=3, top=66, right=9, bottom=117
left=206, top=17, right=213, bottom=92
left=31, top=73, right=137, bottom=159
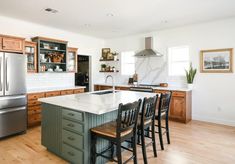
left=62, top=129, right=84, bottom=150
left=28, top=92, right=45, bottom=100
left=62, top=119, right=84, bottom=134
left=61, top=90, right=74, bottom=95
left=62, top=109, right=84, bottom=122
left=62, top=143, right=83, bottom=164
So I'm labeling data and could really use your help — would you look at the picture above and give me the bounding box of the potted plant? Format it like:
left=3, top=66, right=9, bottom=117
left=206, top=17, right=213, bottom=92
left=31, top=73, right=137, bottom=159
left=101, top=64, right=106, bottom=71
left=185, top=63, right=197, bottom=89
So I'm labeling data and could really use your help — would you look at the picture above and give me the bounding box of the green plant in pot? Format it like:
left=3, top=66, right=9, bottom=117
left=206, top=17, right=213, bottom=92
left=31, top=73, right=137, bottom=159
left=101, top=64, right=106, bottom=71
left=185, top=63, right=197, bottom=89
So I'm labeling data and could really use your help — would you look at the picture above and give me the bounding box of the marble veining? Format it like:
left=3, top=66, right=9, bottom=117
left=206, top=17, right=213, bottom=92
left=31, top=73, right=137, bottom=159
left=39, top=90, right=156, bottom=115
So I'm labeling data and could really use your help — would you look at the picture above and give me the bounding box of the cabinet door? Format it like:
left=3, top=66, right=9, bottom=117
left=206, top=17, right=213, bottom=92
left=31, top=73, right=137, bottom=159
left=67, top=47, right=77, bottom=72
left=0, top=37, right=2, bottom=51
left=169, top=96, right=186, bottom=122
left=25, top=41, right=37, bottom=73
left=2, top=37, right=24, bottom=52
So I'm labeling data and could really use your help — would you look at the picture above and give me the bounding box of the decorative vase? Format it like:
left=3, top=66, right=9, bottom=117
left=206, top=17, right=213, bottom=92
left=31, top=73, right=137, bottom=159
left=187, top=83, right=194, bottom=89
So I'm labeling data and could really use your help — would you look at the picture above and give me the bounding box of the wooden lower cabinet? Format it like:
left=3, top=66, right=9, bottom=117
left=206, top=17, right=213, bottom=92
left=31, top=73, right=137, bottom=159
left=27, top=88, right=85, bottom=127
left=154, top=90, right=192, bottom=123
left=94, top=85, right=130, bottom=91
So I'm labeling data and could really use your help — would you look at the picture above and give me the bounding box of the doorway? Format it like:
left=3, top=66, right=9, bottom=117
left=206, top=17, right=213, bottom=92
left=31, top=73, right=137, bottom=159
left=75, top=55, right=91, bottom=92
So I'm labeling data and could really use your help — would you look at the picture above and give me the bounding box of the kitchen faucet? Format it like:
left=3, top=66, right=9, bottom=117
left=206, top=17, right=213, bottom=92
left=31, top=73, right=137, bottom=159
left=105, top=75, right=115, bottom=92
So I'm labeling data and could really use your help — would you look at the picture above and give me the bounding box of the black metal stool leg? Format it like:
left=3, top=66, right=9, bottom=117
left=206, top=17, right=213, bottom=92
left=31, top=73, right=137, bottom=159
left=110, top=141, right=114, bottom=160
left=158, top=119, right=164, bottom=150
left=141, top=127, right=148, bottom=164
left=166, top=115, right=170, bottom=144
left=132, top=136, right=138, bottom=164
left=116, top=141, right=122, bottom=164
left=91, top=133, right=97, bottom=164
left=151, top=123, right=157, bottom=157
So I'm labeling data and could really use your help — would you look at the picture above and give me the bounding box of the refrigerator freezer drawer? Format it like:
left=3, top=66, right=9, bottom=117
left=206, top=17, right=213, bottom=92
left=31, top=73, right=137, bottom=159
left=0, top=106, right=26, bottom=138
left=0, top=95, right=26, bottom=109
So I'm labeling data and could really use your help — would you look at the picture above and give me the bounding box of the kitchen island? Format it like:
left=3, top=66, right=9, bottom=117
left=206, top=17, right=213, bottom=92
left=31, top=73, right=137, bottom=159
left=39, top=90, right=156, bottom=164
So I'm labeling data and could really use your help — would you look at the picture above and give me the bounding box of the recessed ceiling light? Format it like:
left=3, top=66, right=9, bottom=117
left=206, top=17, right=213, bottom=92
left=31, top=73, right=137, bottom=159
left=45, top=8, right=58, bottom=14
left=106, top=13, right=114, bottom=17
left=84, top=24, right=91, bottom=27
left=161, top=20, right=168, bottom=24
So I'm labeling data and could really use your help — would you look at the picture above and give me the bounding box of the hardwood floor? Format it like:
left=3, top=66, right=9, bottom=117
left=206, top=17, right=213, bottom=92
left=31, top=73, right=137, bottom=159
left=0, top=120, right=234, bottom=164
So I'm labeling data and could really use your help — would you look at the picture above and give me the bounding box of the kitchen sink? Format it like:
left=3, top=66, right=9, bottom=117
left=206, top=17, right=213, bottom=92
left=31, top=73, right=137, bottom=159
left=92, top=90, right=119, bottom=95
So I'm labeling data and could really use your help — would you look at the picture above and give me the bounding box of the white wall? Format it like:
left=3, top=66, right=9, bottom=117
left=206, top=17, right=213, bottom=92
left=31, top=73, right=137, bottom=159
left=105, top=18, right=235, bottom=126
left=0, top=15, right=105, bottom=90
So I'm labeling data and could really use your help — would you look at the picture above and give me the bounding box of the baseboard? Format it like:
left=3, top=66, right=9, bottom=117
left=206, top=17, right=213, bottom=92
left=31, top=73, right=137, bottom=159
left=192, top=114, right=235, bottom=127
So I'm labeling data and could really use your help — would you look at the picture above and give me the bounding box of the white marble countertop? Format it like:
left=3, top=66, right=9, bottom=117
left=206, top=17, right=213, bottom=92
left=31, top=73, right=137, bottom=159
left=27, top=86, right=86, bottom=94
left=94, top=83, right=191, bottom=92
left=39, top=90, right=156, bottom=115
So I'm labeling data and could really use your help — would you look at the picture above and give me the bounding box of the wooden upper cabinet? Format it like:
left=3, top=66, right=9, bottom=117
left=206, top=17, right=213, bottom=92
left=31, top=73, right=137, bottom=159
left=25, top=41, right=37, bottom=73
left=67, top=47, right=78, bottom=72
left=0, top=34, right=25, bottom=53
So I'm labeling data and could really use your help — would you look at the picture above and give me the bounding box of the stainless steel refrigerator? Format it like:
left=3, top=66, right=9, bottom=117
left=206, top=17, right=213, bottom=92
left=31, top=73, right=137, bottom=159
left=0, top=52, right=27, bottom=138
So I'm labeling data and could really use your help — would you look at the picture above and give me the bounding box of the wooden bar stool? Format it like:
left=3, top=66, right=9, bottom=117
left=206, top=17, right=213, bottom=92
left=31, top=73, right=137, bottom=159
left=155, top=92, right=172, bottom=150
left=137, top=95, right=158, bottom=164
left=90, top=99, right=142, bottom=164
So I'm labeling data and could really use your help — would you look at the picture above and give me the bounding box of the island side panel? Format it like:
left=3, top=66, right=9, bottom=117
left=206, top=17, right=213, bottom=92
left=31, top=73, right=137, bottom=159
left=84, top=111, right=118, bottom=164
left=41, top=103, right=62, bottom=156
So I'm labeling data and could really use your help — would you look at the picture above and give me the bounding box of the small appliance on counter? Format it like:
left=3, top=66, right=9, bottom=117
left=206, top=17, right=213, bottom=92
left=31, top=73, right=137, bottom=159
left=0, top=52, right=27, bottom=138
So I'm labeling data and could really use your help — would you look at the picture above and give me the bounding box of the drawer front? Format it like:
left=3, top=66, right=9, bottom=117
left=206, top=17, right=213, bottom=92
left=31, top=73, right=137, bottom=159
left=62, top=143, right=83, bottom=164
left=45, top=91, right=61, bottom=97
left=28, top=99, right=41, bottom=106
left=28, top=105, right=41, bottom=115
left=172, top=91, right=186, bottom=97
left=62, top=109, right=84, bottom=122
left=154, top=90, right=168, bottom=94
left=28, top=92, right=45, bottom=100
left=62, top=129, right=83, bottom=150
left=73, top=89, right=84, bottom=94
left=62, top=119, right=84, bottom=134
left=61, top=90, right=74, bottom=95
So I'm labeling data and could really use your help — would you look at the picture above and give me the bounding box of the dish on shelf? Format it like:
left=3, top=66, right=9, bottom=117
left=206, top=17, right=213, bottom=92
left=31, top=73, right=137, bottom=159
left=54, top=68, right=63, bottom=72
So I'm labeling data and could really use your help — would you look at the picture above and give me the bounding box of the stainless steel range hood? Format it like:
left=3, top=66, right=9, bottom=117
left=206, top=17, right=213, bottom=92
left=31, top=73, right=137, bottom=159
left=135, top=37, right=163, bottom=57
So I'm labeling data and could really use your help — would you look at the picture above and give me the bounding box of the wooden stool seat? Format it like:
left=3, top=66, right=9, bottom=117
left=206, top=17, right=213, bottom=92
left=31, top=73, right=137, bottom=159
left=91, top=121, right=133, bottom=138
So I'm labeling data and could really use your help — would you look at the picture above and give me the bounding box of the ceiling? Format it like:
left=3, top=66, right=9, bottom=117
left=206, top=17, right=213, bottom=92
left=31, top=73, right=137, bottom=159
left=0, top=0, right=235, bottom=39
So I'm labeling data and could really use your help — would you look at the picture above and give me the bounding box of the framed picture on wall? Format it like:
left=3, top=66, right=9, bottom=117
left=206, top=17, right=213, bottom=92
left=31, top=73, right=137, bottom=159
left=200, top=48, right=233, bottom=73
left=102, top=48, right=111, bottom=59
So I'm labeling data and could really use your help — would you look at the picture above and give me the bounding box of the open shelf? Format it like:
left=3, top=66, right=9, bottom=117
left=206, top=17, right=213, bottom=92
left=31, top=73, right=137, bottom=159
left=40, top=62, right=66, bottom=65
left=40, top=48, right=66, bottom=52
left=99, top=59, right=119, bottom=61
left=99, top=70, right=119, bottom=73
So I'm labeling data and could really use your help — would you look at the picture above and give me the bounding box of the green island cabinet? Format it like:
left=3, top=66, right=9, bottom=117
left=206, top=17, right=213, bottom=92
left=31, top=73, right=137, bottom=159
left=41, top=103, right=118, bottom=164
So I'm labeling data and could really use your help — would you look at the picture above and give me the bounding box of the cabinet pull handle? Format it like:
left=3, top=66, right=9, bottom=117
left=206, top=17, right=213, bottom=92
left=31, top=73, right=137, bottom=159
left=67, top=123, right=74, bottom=127
left=68, top=151, right=74, bottom=156
left=68, top=136, right=75, bottom=141
left=68, top=113, right=74, bottom=116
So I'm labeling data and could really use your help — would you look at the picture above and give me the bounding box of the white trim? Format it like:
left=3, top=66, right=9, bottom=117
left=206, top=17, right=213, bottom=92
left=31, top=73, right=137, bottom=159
left=193, top=114, right=235, bottom=127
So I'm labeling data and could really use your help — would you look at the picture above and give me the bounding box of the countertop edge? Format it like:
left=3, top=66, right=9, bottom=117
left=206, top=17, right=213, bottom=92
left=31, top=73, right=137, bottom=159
left=27, top=86, right=86, bottom=94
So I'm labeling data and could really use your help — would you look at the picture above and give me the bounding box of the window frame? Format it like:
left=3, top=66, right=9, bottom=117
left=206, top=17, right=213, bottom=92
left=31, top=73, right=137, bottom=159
left=121, top=51, right=135, bottom=76
left=168, top=45, right=190, bottom=77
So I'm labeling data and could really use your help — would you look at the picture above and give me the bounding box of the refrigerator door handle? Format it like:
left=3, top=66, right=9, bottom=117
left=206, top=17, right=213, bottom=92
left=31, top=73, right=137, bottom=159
left=5, top=57, right=9, bottom=91
left=0, top=106, right=26, bottom=114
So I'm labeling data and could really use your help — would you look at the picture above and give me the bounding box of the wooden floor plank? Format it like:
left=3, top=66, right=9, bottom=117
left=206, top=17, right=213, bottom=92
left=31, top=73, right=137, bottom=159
left=0, top=120, right=234, bottom=164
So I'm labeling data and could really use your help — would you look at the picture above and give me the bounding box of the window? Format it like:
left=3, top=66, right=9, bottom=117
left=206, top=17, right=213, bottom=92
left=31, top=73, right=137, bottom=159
left=168, top=46, right=190, bottom=76
left=121, top=51, right=135, bottom=75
